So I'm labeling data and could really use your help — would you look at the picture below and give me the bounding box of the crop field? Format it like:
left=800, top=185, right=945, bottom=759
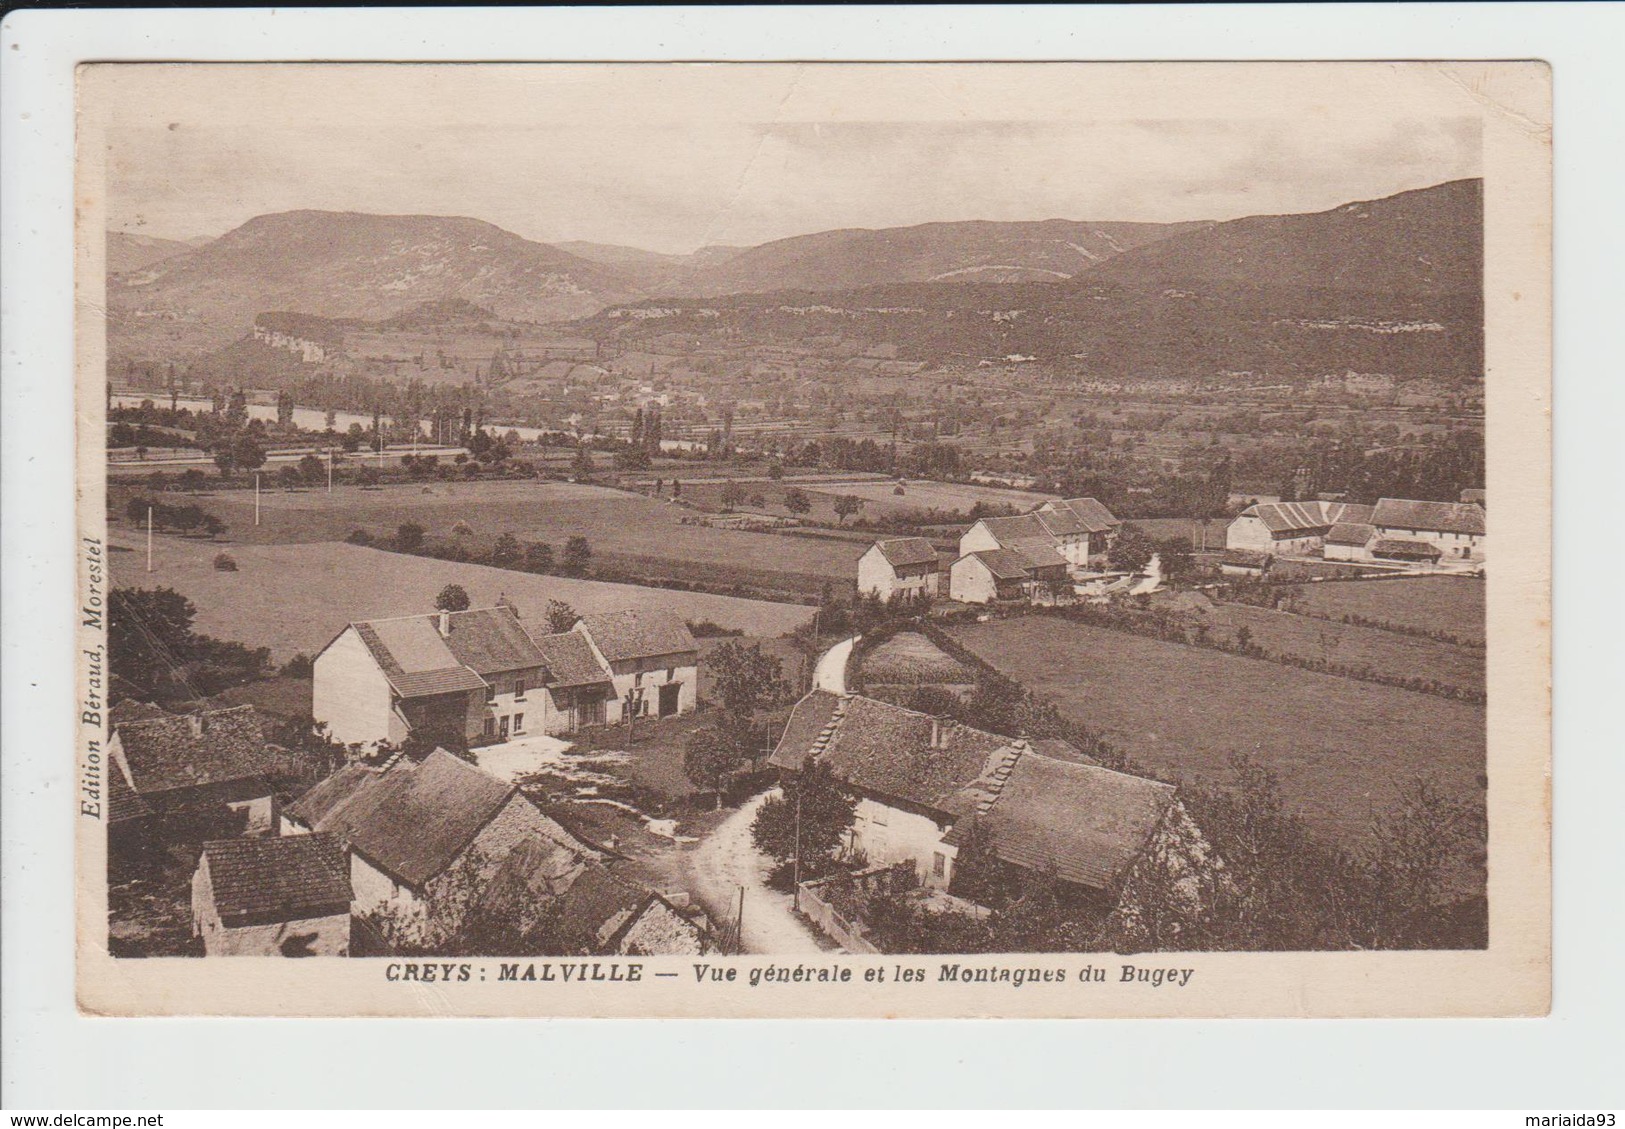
left=107, top=533, right=815, bottom=663
left=1280, top=577, right=1486, bottom=645
left=859, top=631, right=975, bottom=685
left=126, top=480, right=865, bottom=590
left=1192, top=601, right=1484, bottom=696
left=808, top=479, right=1057, bottom=520
left=948, top=617, right=1485, bottom=857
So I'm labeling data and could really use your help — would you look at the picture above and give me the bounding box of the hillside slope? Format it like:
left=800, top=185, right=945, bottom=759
left=107, top=231, right=196, bottom=273
left=108, top=211, right=642, bottom=359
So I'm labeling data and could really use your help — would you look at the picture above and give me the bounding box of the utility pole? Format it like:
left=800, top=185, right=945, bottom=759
left=254, top=472, right=261, bottom=526
left=736, top=886, right=745, bottom=955
left=792, top=782, right=803, bottom=910
left=327, top=447, right=333, bottom=494
left=146, top=505, right=154, bottom=573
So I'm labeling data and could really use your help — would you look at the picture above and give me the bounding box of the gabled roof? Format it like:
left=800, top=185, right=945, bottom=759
left=964, top=548, right=1034, bottom=580
left=944, top=756, right=1177, bottom=892
left=113, top=706, right=273, bottom=795
left=1036, top=497, right=1120, bottom=535
left=1371, top=498, right=1486, bottom=536
left=975, top=513, right=1052, bottom=544
left=578, top=609, right=697, bottom=663
left=108, top=767, right=154, bottom=824
left=437, top=607, right=550, bottom=674
left=1326, top=521, right=1377, bottom=546
left=871, top=537, right=938, bottom=570
left=286, top=749, right=518, bottom=889
left=1237, top=500, right=1373, bottom=534
left=768, top=690, right=844, bottom=771
left=771, top=693, right=1015, bottom=817
left=532, top=631, right=614, bottom=688
left=352, top=618, right=488, bottom=700
left=200, top=833, right=353, bottom=925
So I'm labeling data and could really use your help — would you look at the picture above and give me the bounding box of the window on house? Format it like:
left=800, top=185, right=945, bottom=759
left=514, top=677, right=526, bottom=701
left=485, top=683, right=497, bottom=703
left=634, top=671, right=643, bottom=686
left=932, top=853, right=946, bottom=878
left=668, top=667, right=676, bottom=682
left=482, top=717, right=496, bottom=737
left=513, top=712, right=524, bottom=733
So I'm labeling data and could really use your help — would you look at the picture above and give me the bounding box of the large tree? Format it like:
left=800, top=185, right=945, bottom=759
left=682, top=722, right=754, bottom=810
left=544, top=599, right=578, bottom=635
left=704, top=640, right=788, bottom=721
left=750, top=762, right=857, bottom=876
left=435, top=584, right=471, bottom=612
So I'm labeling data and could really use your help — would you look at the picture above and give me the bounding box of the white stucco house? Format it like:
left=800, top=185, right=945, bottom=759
left=1225, top=500, right=1375, bottom=557
left=312, top=605, right=698, bottom=754
left=768, top=691, right=1192, bottom=905
left=857, top=537, right=940, bottom=603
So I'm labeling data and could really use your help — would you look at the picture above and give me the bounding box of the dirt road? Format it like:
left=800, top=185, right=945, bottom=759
left=681, top=789, right=828, bottom=954
left=813, top=635, right=858, bottom=694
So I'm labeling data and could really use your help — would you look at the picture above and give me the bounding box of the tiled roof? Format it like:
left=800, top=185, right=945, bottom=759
left=286, top=750, right=517, bottom=889
left=768, top=690, right=844, bottom=771
left=438, top=607, right=549, bottom=674
left=773, top=693, right=1015, bottom=817
left=108, top=767, right=154, bottom=824
left=1372, top=498, right=1486, bottom=536
left=1326, top=521, right=1377, bottom=546
left=113, top=706, right=273, bottom=795
left=873, top=537, right=938, bottom=570
left=481, top=838, right=667, bottom=952
left=1037, top=497, right=1120, bottom=535
left=352, top=618, right=488, bottom=700
left=200, top=833, right=353, bottom=925
left=966, top=548, right=1033, bottom=580
left=1002, top=537, right=1069, bottom=571
left=578, top=609, right=697, bottom=663
left=1372, top=538, right=1443, bottom=559
left=944, top=755, right=1176, bottom=891
left=532, top=631, right=614, bottom=688
left=1240, top=500, right=1373, bottom=534
left=976, top=513, right=1052, bottom=544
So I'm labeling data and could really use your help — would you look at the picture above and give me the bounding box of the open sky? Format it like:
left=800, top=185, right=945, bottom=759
left=91, top=63, right=1482, bottom=255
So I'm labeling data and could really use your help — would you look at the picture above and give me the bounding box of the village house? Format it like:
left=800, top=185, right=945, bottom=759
left=283, top=748, right=597, bottom=944
left=857, top=537, right=940, bottom=603
left=1369, top=498, right=1487, bottom=562
left=768, top=692, right=1203, bottom=909
left=108, top=705, right=279, bottom=848
left=949, top=547, right=1067, bottom=604
left=191, top=832, right=354, bottom=957
left=574, top=609, right=699, bottom=724
left=958, top=497, right=1121, bottom=571
left=1225, top=500, right=1375, bottom=557
left=312, top=605, right=698, bottom=753
left=1227, top=497, right=1487, bottom=567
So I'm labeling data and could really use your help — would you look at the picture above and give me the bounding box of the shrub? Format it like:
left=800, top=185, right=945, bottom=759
left=280, top=653, right=314, bottom=678
left=212, top=552, right=238, bottom=572
left=346, top=528, right=375, bottom=546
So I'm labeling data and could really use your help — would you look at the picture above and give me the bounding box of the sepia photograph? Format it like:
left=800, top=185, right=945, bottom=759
left=70, top=60, right=1551, bottom=1018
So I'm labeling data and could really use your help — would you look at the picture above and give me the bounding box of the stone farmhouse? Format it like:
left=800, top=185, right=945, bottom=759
left=950, top=497, right=1121, bottom=604
left=857, top=537, right=940, bottom=603
left=108, top=705, right=279, bottom=849
left=282, top=748, right=708, bottom=952
left=768, top=691, right=1206, bottom=908
left=282, top=748, right=592, bottom=943
left=312, top=605, right=698, bottom=754
left=191, top=833, right=354, bottom=957
left=1228, top=497, right=1486, bottom=567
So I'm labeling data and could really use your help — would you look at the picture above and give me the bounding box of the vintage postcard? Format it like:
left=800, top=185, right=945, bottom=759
left=74, top=61, right=1550, bottom=1018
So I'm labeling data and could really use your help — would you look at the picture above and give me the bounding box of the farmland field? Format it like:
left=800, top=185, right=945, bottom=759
left=1280, top=577, right=1486, bottom=645
left=1192, top=601, right=1484, bottom=696
left=1125, top=517, right=1230, bottom=548
left=808, top=478, right=1058, bottom=521
left=118, top=479, right=865, bottom=593
left=859, top=631, right=974, bottom=685
left=948, top=617, right=1485, bottom=858
left=107, top=532, right=815, bottom=663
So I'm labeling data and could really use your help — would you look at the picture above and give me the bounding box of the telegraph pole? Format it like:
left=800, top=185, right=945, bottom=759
left=792, top=782, right=803, bottom=910
left=146, top=505, right=154, bottom=572
left=327, top=447, right=333, bottom=494
left=254, top=472, right=261, bottom=526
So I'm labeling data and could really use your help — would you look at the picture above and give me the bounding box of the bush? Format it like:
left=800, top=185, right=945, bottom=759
left=280, top=653, right=314, bottom=678
left=212, top=552, right=238, bottom=572
left=346, top=528, right=375, bottom=546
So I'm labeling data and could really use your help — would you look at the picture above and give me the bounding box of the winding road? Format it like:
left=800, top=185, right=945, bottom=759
left=682, top=790, right=827, bottom=954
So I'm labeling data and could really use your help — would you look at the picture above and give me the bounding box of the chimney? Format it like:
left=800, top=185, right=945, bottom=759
left=930, top=716, right=945, bottom=749
left=188, top=714, right=205, bottom=737
left=437, top=609, right=450, bottom=636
